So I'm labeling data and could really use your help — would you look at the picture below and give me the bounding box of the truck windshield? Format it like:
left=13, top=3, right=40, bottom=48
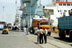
left=40, top=22, right=48, bottom=25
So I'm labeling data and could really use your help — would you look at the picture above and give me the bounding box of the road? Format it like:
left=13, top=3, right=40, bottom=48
left=0, top=31, right=41, bottom=48
left=50, top=32, right=72, bottom=47
left=0, top=31, right=72, bottom=48
left=26, top=32, right=72, bottom=48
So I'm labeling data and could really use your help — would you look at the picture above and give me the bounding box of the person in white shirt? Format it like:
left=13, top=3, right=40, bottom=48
left=23, top=27, right=27, bottom=35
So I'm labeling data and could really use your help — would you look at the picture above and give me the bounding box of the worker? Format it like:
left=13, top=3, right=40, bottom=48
left=36, top=28, right=40, bottom=44
left=44, top=28, right=48, bottom=43
left=23, top=26, right=27, bottom=35
left=39, top=28, right=44, bottom=44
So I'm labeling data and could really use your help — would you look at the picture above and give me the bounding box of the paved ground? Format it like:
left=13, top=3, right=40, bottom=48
left=0, top=31, right=41, bottom=48
left=0, top=31, right=72, bottom=48
left=26, top=32, right=72, bottom=48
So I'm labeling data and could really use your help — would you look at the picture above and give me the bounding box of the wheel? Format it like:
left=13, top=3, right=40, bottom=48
left=6, top=32, right=8, bottom=34
left=2, top=32, right=4, bottom=34
left=48, top=32, right=51, bottom=36
left=59, top=29, right=65, bottom=38
left=4, top=32, right=8, bottom=34
left=69, top=31, right=72, bottom=39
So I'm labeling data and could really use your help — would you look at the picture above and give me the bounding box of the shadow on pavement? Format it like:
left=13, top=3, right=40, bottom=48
left=53, top=37, right=72, bottom=46
left=54, top=37, right=72, bottom=42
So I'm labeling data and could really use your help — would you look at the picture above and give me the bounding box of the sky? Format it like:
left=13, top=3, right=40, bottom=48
left=0, top=0, right=21, bottom=25
left=0, top=0, right=72, bottom=25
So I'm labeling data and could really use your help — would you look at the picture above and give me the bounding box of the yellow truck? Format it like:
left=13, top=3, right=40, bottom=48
left=32, top=17, right=51, bottom=35
left=2, top=25, right=9, bottom=34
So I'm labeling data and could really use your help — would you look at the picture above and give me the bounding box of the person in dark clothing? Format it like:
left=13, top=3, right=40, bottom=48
left=40, top=34, right=43, bottom=44
left=44, top=28, right=48, bottom=43
left=44, top=33, right=47, bottom=43
left=39, top=29, right=44, bottom=44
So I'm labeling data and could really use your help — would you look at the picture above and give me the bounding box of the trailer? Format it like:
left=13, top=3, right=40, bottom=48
left=58, top=16, right=72, bottom=38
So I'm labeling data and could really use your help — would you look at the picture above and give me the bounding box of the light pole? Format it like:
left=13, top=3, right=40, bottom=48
left=3, top=6, right=5, bottom=21
left=29, top=0, right=31, bottom=27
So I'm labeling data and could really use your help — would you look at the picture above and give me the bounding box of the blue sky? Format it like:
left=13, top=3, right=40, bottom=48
left=0, top=0, right=72, bottom=24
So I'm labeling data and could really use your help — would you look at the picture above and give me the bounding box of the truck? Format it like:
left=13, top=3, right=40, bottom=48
left=58, top=9, right=72, bottom=38
left=31, top=17, right=51, bottom=35
left=7, top=23, right=12, bottom=30
left=0, top=22, right=6, bottom=30
left=58, top=16, right=72, bottom=38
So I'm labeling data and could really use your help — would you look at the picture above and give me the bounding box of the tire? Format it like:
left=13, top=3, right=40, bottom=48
left=3, top=31, right=8, bottom=34
left=6, top=32, right=8, bottom=34
left=69, top=31, right=72, bottom=39
left=59, top=33, right=65, bottom=38
left=2, top=32, right=4, bottom=34
left=59, top=29, right=65, bottom=39
left=48, top=32, right=51, bottom=36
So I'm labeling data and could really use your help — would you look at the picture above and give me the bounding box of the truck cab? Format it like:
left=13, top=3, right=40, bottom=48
left=39, top=19, right=50, bottom=29
left=32, top=17, right=51, bottom=35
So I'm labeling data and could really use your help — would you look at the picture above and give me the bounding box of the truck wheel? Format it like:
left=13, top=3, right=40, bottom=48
left=59, top=33, right=65, bottom=38
left=6, top=32, right=8, bottom=34
left=2, top=32, right=4, bottom=34
left=48, top=32, right=51, bottom=36
left=59, top=30, right=65, bottom=38
left=69, top=31, right=72, bottom=39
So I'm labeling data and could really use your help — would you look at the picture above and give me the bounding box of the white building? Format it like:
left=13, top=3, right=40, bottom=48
left=43, top=1, right=72, bottom=27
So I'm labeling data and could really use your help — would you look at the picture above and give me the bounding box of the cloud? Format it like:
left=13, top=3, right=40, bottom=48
left=41, top=0, right=52, bottom=5
left=0, top=0, right=16, bottom=3
left=0, top=0, right=15, bottom=3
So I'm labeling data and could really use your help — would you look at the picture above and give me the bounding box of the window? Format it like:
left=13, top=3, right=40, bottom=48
left=58, top=10, right=59, bottom=12
left=71, top=4, right=72, bottom=6
left=63, top=4, right=66, bottom=6
left=59, top=4, right=62, bottom=6
left=64, top=10, right=67, bottom=12
left=67, top=4, right=70, bottom=6
left=58, top=10, right=61, bottom=12
left=40, top=22, right=48, bottom=25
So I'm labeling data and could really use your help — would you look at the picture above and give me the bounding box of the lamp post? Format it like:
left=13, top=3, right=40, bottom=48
left=3, top=6, right=5, bottom=21
left=29, top=0, right=31, bottom=27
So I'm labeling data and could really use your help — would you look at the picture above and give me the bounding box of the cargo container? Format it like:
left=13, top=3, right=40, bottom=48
left=58, top=15, right=72, bottom=38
